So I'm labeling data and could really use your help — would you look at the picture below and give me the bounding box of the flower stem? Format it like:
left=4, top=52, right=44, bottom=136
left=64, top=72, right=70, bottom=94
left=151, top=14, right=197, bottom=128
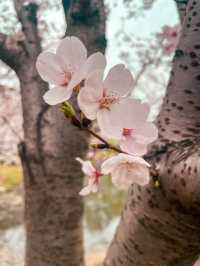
left=61, top=101, right=124, bottom=154
left=85, top=128, right=123, bottom=154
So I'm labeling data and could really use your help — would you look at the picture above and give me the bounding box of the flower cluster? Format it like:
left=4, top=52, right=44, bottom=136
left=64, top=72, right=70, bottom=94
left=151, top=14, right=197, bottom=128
left=36, top=36, right=158, bottom=196
left=160, top=24, right=181, bottom=54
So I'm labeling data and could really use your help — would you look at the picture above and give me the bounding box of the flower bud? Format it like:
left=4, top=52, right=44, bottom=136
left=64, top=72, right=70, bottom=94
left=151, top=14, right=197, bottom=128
left=71, top=117, right=82, bottom=129
left=61, top=102, right=76, bottom=119
left=91, top=143, right=109, bottom=149
left=82, top=118, right=92, bottom=128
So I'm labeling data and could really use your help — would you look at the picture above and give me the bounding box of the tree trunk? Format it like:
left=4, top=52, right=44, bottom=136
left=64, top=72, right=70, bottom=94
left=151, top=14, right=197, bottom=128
left=64, top=0, right=107, bottom=54
left=175, top=0, right=189, bottom=23
left=0, top=0, right=106, bottom=266
left=104, top=0, right=200, bottom=265
left=17, top=59, right=88, bottom=266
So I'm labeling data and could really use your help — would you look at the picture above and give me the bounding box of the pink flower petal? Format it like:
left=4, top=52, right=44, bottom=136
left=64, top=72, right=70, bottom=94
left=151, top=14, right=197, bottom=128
left=103, top=153, right=150, bottom=189
left=101, top=154, right=127, bottom=174
left=43, top=86, right=73, bottom=105
left=91, top=183, right=98, bottom=193
left=78, top=85, right=102, bottom=120
left=67, top=67, right=86, bottom=92
left=56, top=36, right=87, bottom=72
left=78, top=70, right=104, bottom=120
left=36, top=52, right=65, bottom=85
left=102, top=153, right=150, bottom=176
left=97, top=98, right=150, bottom=139
left=120, top=122, right=158, bottom=155
left=120, top=137, right=148, bottom=156
left=79, top=185, right=92, bottom=196
left=76, top=158, right=95, bottom=176
left=124, top=154, right=150, bottom=167
left=112, top=164, right=130, bottom=189
left=83, top=52, right=106, bottom=78
left=103, top=64, right=134, bottom=96
left=67, top=53, right=106, bottom=93
left=96, top=107, right=122, bottom=139
left=118, top=98, right=150, bottom=127
left=85, top=69, right=104, bottom=90
left=130, top=163, right=150, bottom=186
left=134, top=122, right=158, bottom=143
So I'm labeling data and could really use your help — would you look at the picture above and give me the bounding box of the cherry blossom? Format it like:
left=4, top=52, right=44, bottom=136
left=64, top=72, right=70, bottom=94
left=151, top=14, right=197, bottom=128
left=160, top=24, right=181, bottom=54
left=101, top=153, right=150, bottom=189
left=78, top=64, right=134, bottom=133
left=76, top=158, right=102, bottom=196
left=35, top=35, right=159, bottom=193
left=98, top=98, right=158, bottom=155
left=36, top=36, right=106, bottom=105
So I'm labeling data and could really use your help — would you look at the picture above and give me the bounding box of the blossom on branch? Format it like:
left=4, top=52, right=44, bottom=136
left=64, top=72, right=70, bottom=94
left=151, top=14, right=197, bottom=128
left=76, top=158, right=102, bottom=196
left=35, top=36, right=159, bottom=192
left=160, top=24, right=181, bottom=54
left=102, top=153, right=150, bottom=189
left=78, top=64, right=134, bottom=133
left=99, top=98, right=158, bottom=155
left=36, top=36, right=106, bottom=105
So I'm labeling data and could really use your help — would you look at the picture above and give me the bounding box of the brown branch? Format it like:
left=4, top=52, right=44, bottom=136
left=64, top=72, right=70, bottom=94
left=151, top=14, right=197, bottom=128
left=0, top=32, right=23, bottom=70
left=63, top=108, right=124, bottom=154
left=14, top=0, right=41, bottom=56
left=85, top=127, right=124, bottom=154
left=0, top=1, right=40, bottom=71
left=65, top=0, right=107, bottom=54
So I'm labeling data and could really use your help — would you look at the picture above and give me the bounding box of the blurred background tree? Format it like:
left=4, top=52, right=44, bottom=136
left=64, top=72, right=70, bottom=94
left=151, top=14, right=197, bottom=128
left=0, top=0, right=106, bottom=266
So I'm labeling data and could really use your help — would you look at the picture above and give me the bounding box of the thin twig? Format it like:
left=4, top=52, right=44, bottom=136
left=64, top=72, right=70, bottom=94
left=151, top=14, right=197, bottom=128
left=85, top=127, right=123, bottom=154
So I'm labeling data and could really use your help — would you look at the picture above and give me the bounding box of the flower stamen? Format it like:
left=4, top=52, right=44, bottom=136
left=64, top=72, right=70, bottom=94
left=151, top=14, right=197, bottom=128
left=99, top=90, right=117, bottom=110
left=123, top=128, right=133, bottom=136
left=61, top=71, right=72, bottom=86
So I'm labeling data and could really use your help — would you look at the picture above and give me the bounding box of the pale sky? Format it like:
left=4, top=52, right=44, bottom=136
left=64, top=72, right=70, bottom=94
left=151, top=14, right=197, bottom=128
left=106, top=0, right=179, bottom=68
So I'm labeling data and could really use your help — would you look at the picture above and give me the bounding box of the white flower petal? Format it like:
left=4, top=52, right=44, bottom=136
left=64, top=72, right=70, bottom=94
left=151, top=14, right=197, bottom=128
left=112, top=162, right=150, bottom=188
left=120, top=137, right=148, bottom=156
left=67, top=67, right=85, bottom=92
left=97, top=98, right=151, bottom=140
left=124, top=154, right=150, bottom=167
left=36, top=52, right=65, bottom=85
left=103, top=64, right=134, bottom=96
left=56, top=36, right=87, bottom=72
left=91, top=183, right=98, bottom=193
left=84, top=52, right=106, bottom=77
left=76, top=158, right=95, bottom=176
left=85, top=69, right=104, bottom=90
left=97, top=107, right=122, bottom=139
left=78, top=85, right=102, bottom=120
left=112, top=165, right=130, bottom=189
left=134, top=122, right=158, bottom=144
left=102, top=154, right=130, bottom=174
left=102, top=153, right=150, bottom=177
left=116, top=98, right=150, bottom=127
left=43, top=86, right=73, bottom=105
left=130, top=163, right=150, bottom=186
left=79, top=185, right=92, bottom=196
